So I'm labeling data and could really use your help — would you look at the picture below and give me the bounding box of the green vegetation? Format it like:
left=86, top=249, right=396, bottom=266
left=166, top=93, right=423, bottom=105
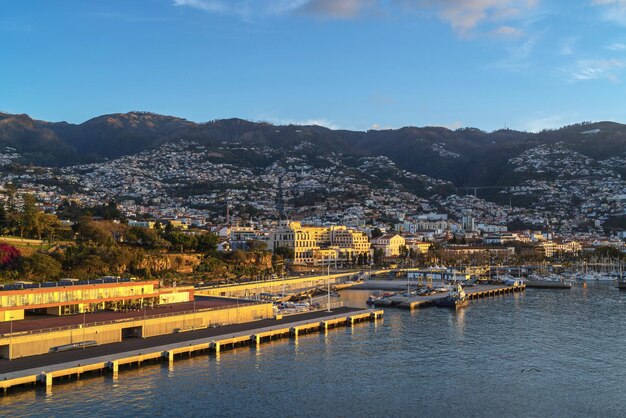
left=0, top=193, right=278, bottom=284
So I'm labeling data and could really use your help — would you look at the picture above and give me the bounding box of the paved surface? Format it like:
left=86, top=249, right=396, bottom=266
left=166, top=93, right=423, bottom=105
left=0, top=297, right=253, bottom=335
left=0, top=307, right=361, bottom=375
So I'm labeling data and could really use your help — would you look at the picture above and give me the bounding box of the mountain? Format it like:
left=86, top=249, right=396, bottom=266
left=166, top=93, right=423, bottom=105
left=0, top=113, right=78, bottom=165
left=1, top=111, right=626, bottom=189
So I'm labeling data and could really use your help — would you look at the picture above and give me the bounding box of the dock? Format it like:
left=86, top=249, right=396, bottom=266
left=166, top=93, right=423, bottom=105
left=525, top=280, right=572, bottom=289
left=0, top=307, right=382, bottom=395
left=373, top=284, right=525, bottom=310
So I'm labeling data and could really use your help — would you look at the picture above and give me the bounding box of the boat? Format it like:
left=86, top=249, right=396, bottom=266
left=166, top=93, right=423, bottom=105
left=434, top=285, right=469, bottom=309
left=525, top=273, right=571, bottom=289
left=371, top=297, right=394, bottom=307
left=366, top=292, right=394, bottom=305
left=333, top=279, right=364, bottom=291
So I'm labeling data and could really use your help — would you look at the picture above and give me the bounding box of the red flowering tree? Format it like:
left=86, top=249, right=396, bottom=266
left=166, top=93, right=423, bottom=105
left=0, top=243, right=21, bottom=268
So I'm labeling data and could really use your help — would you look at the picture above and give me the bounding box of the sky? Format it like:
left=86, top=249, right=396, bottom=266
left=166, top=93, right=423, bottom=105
left=2, top=0, right=626, bottom=132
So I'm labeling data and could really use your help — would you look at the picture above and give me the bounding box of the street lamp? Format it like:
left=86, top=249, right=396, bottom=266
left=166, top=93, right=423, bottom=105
left=82, top=308, right=86, bottom=348
left=9, top=315, right=14, bottom=361
left=143, top=302, right=147, bottom=338
left=193, top=297, right=197, bottom=328
left=327, top=263, right=331, bottom=312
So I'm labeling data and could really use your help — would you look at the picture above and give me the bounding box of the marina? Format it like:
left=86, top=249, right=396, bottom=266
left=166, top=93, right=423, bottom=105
left=366, top=283, right=525, bottom=310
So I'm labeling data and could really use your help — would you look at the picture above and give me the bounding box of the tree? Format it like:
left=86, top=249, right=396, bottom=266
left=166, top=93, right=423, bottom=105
left=3, top=183, right=18, bottom=235
left=247, top=240, right=267, bottom=251
left=196, top=233, right=219, bottom=253
left=274, top=246, right=294, bottom=260
left=371, top=228, right=383, bottom=239
left=19, top=253, right=62, bottom=281
left=127, top=227, right=171, bottom=250
left=0, top=202, right=6, bottom=230
left=164, top=231, right=197, bottom=253
left=76, top=218, right=117, bottom=246
left=19, top=193, right=39, bottom=238
left=0, top=243, right=21, bottom=268
left=373, top=248, right=385, bottom=264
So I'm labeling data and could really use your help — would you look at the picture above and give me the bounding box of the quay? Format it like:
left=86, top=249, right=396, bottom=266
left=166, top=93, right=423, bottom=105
left=0, top=307, right=382, bottom=395
left=372, top=284, right=525, bottom=310
left=525, top=280, right=572, bottom=289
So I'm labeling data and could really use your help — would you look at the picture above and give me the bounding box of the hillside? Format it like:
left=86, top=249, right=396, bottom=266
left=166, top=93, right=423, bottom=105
left=1, top=112, right=626, bottom=189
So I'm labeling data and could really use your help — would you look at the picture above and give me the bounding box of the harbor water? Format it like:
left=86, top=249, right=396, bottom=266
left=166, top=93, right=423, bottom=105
left=3, top=283, right=626, bottom=417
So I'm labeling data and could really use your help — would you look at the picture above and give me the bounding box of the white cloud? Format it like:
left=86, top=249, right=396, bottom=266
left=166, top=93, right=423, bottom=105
left=173, top=0, right=373, bottom=19
left=369, top=123, right=397, bottom=130
left=607, top=42, right=626, bottom=50
left=559, top=37, right=578, bottom=55
left=492, top=32, right=541, bottom=71
left=265, top=117, right=340, bottom=129
left=591, top=0, right=626, bottom=25
left=442, top=120, right=464, bottom=130
left=524, top=114, right=572, bottom=132
left=173, top=0, right=308, bottom=18
left=400, top=0, right=538, bottom=36
left=299, top=0, right=377, bottom=19
left=173, top=0, right=539, bottom=36
left=489, top=25, right=524, bottom=38
left=567, top=59, right=626, bottom=83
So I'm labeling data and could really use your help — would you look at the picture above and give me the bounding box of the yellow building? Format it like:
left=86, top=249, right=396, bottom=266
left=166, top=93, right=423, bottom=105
left=406, top=240, right=432, bottom=254
left=535, top=241, right=557, bottom=257
left=371, top=234, right=406, bottom=257
left=271, top=221, right=371, bottom=266
left=536, top=240, right=581, bottom=258
left=0, top=280, right=193, bottom=322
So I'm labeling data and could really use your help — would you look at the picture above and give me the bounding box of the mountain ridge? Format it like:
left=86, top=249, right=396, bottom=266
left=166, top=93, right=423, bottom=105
left=1, top=111, right=625, bottom=188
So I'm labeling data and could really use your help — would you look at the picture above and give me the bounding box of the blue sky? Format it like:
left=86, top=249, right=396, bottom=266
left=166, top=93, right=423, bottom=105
left=2, top=0, right=626, bottom=131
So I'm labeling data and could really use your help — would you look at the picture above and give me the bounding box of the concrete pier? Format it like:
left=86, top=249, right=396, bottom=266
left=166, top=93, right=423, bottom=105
left=0, top=308, right=382, bottom=395
left=525, top=280, right=571, bottom=289
left=373, top=284, right=525, bottom=310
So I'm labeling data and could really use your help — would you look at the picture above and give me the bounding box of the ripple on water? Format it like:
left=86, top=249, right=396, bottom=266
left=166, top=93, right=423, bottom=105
left=2, top=285, right=626, bottom=417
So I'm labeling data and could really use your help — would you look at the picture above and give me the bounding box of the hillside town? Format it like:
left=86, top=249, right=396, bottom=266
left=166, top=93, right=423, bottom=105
left=0, top=136, right=625, bottom=270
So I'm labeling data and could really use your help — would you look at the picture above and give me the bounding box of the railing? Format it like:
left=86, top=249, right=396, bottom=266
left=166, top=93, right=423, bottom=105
left=0, top=300, right=269, bottom=339
left=317, top=301, right=344, bottom=311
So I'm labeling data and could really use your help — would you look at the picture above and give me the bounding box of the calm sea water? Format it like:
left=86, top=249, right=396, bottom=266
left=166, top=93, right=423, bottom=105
left=3, top=284, right=626, bottom=417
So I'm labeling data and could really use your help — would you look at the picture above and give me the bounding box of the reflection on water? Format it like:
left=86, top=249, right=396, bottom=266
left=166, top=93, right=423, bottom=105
left=3, top=284, right=626, bottom=417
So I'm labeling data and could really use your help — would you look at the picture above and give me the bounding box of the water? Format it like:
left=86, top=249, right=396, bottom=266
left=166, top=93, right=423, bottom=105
left=3, top=284, right=626, bottom=417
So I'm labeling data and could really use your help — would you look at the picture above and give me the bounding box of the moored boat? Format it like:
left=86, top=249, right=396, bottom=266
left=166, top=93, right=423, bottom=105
left=434, top=284, right=469, bottom=309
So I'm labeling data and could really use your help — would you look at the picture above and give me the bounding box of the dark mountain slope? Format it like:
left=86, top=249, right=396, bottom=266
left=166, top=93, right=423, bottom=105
left=1, top=111, right=625, bottom=188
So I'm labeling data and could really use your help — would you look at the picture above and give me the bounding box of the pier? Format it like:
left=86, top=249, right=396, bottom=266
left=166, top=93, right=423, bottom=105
left=372, top=284, right=525, bottom=310
left=0, top=307, right=382, bottom=395
left=525, top=280, right=572, bottom=289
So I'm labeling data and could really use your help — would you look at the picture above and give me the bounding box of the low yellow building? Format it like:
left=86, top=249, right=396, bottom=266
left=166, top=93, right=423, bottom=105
left=406, top=240, right=432, bottom=254
left=0, top=280, right=193, bottom=322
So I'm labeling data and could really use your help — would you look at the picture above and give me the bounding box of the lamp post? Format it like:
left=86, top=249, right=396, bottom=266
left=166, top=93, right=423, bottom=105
left=82, top=308, right=86, bottom=348
left=327, top=263, right=331, bottom=312
left=9, top=315, right=14, bottom=361
left=143, top=302, right=147, bottom=339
